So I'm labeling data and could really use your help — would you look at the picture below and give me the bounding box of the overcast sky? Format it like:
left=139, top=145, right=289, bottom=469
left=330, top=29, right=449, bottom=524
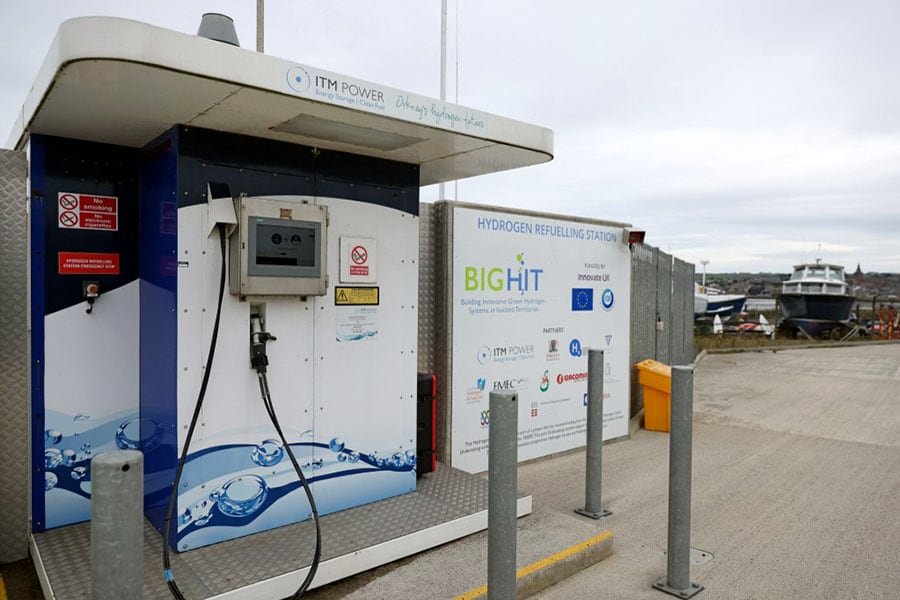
left=2, top=1, right=898, bottom=273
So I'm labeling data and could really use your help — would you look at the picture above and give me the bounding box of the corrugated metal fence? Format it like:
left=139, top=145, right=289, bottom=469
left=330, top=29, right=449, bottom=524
left=629, top=243, right=695, bottom=418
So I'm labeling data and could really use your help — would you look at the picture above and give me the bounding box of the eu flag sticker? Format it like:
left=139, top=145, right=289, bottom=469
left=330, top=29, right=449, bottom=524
left=571, top=288, right=594, bottom=311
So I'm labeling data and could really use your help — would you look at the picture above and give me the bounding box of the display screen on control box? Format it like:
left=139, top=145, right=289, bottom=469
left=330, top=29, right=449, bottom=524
left=248, top=216, right=321, bottom=277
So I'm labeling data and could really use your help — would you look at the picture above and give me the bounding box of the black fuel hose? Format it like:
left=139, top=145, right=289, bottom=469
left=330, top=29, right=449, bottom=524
left=162, top=222, right=322, bottom=598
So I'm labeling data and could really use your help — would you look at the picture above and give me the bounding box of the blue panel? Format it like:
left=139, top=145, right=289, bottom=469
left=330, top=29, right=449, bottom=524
left=139, top=128, right=180, bottom=540
left=30, top=135, right=47, bottom=532
left=32, top=135, right=142, bottom=531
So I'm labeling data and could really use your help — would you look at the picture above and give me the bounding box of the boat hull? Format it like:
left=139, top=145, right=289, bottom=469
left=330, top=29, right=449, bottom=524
left=705, top=296, right=746, bottom=319
left=778, top=293, right=855, bottom=321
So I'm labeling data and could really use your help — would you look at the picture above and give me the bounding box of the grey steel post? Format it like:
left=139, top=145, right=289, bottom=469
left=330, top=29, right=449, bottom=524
left=654, top=366, right=703, bottom=598
left=256, top=0, right=264, bottom=53
left=91, top=450, right=144, bottom=600
left=576, top=349, right=611, bottom=519
left=488, top=391, right=518, bottom=600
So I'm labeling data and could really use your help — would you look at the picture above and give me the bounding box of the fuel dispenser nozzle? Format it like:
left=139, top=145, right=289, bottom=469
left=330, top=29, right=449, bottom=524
left=250, top=314, right=276, bottom=374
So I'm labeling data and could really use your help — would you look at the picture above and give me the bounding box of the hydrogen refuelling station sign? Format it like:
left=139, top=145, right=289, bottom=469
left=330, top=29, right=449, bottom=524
left=450, top=206, right=631, bottom=473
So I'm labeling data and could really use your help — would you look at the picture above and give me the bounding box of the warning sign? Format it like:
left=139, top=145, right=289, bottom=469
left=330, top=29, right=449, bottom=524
left=350, top=245, right=369, bottom=276
left=335, top=286, right=379, bottom=306
left=58, top=193, right=118, bottom=231
left=58, top=252, right=120, bottom=275
left=340, top=237, right=377, bottom=283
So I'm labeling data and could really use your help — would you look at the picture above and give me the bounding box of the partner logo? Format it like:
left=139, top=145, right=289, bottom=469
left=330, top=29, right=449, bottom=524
left=546, top=338, right=560, bottom=361
left=540, top=370, right=550, bottom=392
left=556, top=371, right=588, bottom=385
left=569, top=339, right=583, bottom=357
left=478, top=343, right=536, bottom=364
left=493, top=378, right=527, bottom=391
left=466, top=378, right=486, bottom=403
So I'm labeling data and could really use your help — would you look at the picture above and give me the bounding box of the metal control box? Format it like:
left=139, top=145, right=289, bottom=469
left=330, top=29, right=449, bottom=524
left=229, top=197, right=329, bottom=297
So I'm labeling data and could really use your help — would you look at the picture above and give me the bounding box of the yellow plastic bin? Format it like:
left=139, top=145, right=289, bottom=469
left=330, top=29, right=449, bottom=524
left=636, top=359, right=672, bottom=432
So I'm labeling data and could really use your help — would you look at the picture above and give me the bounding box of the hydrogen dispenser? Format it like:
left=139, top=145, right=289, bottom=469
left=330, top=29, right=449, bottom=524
left=141, top=127, right=421, bottom=551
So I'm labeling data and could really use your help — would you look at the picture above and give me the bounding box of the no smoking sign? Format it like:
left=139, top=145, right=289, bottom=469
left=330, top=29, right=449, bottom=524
left=57, top=192, right=118, bottom=231
left=340, top=238, right=377, bottom=283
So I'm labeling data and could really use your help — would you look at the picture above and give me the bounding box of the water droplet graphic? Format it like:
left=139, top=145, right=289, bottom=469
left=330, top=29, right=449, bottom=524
left=179, top=508, right=192, bottom=526
left=71, top=466, right=87, bottom=480
left=376, top=457, right=386, bottom=468
left=45, top=472, right=58, bottom=490
left=251, top=439, right=284, bottom=467
left=194, top=514, right=213, bottom=527
left=391, top=451, right=406, bottom=468
left=45, top=429, right=62, bottom=445
left=348, top=452, right=360, bottom=463
left=216, top=475, right=268, bottom=517
left=61, top=449, right=76, bottom=466
left=337, top=453, right=347, bottom=463
left=300, top=429, right=313, bottom=438
left=115, top=417, right=163, bottom=451
left=310, top=458, right=323, bottom=470
left=329, top=437, right=345, bottom=453
left=73, top=413, right=90, bottom=421
left=44, top=448, right=62, bottom=469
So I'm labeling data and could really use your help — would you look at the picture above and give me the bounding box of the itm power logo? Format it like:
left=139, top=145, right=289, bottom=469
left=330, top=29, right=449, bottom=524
left=464, top=252, right=544, bottom=295
left=478, top=343, right=536, bottom=364
left=285, top=65, right=312, bottom=93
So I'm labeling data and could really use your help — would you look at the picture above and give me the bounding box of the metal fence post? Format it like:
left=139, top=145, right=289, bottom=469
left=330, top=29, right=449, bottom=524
left=576, top=349, right=611, bottom=519
left=488, top=390, right=518, bottom=600
left=653, top=366, right=703, bottom=598
left=91, top=450, right=144, bottom=600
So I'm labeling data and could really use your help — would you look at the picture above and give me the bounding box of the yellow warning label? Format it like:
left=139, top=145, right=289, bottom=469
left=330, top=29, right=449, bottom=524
left=335, top=286, right=379, bottom=306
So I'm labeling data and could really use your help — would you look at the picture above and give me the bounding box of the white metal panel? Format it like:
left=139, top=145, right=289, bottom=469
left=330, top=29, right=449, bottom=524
left=312, top=197, right=419, bottom=514
left=42, top=280, right=141, bottom=527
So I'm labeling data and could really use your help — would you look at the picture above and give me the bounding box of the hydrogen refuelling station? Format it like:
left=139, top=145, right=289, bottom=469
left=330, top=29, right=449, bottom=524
left=0, top=13, right=651, bottom=599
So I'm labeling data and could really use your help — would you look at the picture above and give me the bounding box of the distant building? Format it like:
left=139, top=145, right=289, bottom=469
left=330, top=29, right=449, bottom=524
left=853, top=263, right=864, bottom=285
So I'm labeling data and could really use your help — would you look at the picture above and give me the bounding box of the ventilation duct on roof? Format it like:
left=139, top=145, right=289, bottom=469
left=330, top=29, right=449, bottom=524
left=197, top=13, right=240, bottom=47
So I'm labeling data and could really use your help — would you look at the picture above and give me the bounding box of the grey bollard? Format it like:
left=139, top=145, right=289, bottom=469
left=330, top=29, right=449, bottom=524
left=576, top=349, right=612, bottom=519
left=653, top=366, right=703, bottom=598
left=91, top=450, right=144, bottom=600
left=488, top=391, right=518, bottom=600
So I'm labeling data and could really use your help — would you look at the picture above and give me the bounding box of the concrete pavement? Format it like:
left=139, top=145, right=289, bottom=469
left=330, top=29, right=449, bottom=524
left=308, top=343, right=900, bottom=599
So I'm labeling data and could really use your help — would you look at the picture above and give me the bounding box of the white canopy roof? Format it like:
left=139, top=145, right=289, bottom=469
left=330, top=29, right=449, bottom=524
left=8, top=17, right=553, bottom=186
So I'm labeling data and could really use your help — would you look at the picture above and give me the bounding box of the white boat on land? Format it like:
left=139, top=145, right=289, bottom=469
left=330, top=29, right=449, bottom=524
left=695, top=283, right=747, bottom=320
